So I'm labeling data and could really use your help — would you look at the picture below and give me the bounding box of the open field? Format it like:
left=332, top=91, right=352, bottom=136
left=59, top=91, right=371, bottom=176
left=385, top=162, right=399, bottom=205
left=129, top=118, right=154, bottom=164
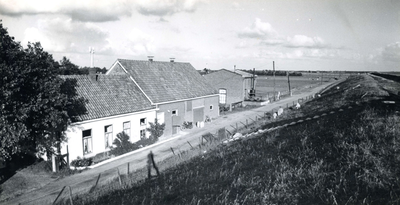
left=382, top=72, right=400, bottom=77
left=55, top=74, right=400, bottom=205
left=255, top=74, right=346, bottom=97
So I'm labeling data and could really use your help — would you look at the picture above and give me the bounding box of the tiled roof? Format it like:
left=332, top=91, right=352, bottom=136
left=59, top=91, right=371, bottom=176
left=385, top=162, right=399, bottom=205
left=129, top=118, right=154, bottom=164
left=203, top=69, right=243, bottom=87
left=61, top=75, right=154, bottom=122
left=115, top=59, right=218, bottom=104
left=234, top=70, right=255, bottom=78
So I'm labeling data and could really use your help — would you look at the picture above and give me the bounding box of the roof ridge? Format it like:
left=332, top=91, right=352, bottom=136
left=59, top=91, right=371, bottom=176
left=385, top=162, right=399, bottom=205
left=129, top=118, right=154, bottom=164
left=117, top=58, right=189, bottom=64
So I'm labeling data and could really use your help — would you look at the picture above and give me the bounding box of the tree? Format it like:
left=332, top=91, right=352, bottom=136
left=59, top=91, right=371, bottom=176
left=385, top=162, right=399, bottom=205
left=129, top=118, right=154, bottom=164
left=79, top=66, right=108, bottom=75
left=146, top=118, right=165, bottom=142
left=110, top=132, right=136, bottom=156
left=0, top=21, right=87, bottom=160
left=58, top=56, right=80, bottom=75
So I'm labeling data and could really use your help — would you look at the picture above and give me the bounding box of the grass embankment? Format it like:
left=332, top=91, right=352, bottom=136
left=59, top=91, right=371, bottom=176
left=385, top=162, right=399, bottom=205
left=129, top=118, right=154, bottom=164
left=64, top=75, right=400, bottom=204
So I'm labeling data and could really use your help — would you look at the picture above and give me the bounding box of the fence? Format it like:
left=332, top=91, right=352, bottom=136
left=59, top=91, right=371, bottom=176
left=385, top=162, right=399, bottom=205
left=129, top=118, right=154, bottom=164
left=224, top=94, right=316, bottom=137
left=24, top=94, right=318, bottom=205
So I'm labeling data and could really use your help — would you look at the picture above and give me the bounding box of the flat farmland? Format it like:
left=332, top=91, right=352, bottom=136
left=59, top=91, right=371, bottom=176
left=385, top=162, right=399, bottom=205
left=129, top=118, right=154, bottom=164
left=255, top=76, right=327, bottom=96
left=382, top=72, right=400, bottom=76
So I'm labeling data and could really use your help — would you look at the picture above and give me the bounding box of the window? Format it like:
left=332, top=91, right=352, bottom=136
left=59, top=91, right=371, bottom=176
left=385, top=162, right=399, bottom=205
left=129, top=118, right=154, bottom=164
left=210, top=105, right=213, bottom=110
left=171, top=110, right=178, bottom=116
left=140, top=118, right=147, bottom=126
left=219, top=89, right=227, bottom=104
left=104, top=125, right=113, bottom=148
left=82, top=129, right=92, bottom=155
left=140, top=129, right=146, bottom=139
left=123, top=121, right=131, bottom=137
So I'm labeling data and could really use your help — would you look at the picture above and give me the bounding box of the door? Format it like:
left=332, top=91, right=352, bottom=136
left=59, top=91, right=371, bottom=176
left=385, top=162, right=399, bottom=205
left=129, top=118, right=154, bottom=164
left=193, top=107, right=204, bottom=122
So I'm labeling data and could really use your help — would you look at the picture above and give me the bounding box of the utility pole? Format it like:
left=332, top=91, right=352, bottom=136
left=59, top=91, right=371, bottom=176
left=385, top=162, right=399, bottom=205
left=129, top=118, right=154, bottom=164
left=89, top=47, right=95, bottom=68
left=273, top=61, right=276, bottom=101
left=320, top=71, right=323, bottom=85
left=287, top=71, right=292, bottom=96
left=251, top=68, right=256, bottom=97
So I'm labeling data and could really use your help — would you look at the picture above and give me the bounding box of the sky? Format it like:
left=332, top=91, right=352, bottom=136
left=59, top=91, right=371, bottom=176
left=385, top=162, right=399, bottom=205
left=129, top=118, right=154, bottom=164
left=0, top=0, right=399, bottom=72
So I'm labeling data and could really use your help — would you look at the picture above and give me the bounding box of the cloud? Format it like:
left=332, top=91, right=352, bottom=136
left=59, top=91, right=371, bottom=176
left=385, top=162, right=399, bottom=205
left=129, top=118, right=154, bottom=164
left=22, top=18, right=111, bottom=54
left=238, top=19, right=333, bottom=50
left=123, top=28, right=156, bottom=55
left=232, top=2, right=240, bottom=9
left=381, top=42, right=400, bottom=62
left=136, top=0, right=204, bottom=16
left=238, top=18, right=278, bottom=39
left=284, top=35, right=325, bottom=48
left=0, top=0, right=133, bottom=22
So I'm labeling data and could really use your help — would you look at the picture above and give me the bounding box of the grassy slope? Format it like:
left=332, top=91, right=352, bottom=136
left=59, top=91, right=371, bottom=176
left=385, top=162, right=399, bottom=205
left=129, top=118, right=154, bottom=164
left=65, top=75, right=400, bottom=205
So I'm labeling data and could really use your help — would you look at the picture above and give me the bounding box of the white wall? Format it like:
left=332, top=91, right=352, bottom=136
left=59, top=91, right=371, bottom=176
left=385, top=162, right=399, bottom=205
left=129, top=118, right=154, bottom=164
left=61, top=110, right=156, bottom=163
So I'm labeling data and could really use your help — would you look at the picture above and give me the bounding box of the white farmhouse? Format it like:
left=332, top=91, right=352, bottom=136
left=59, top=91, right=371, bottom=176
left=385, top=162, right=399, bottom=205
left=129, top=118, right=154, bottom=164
left=60, top=74, right=156, bottom=162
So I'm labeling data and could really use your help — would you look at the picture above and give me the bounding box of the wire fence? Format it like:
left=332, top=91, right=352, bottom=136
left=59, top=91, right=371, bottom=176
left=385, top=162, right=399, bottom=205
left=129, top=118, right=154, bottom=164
left=21, top=93, right=318, bottom=205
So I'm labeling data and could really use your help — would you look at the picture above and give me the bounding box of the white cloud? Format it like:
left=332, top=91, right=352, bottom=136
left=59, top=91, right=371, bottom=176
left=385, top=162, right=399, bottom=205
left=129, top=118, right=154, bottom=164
left=238, top=19, right=328, bottom=49
left=381, top=42, right=400, bottom=62
left=123, top=28, right=156, bottom=55
left=285, top=35, right=324, bottom=48
left=22, top=18, right=111, bottom=54
left=136, top=0, right=204, bottom=16
left=232, top=2, right=240, bottom=9
left=238, top=18, right=278, bottom=39
left=0, top=0, right=133, bottom=22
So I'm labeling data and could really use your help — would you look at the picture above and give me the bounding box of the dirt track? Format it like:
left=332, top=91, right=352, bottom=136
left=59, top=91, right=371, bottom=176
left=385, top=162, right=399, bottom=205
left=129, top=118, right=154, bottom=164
left=3, top=80, right=339, bottom=205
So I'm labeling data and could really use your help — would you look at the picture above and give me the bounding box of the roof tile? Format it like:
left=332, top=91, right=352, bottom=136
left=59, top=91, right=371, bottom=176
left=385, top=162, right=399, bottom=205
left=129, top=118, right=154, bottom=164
left=61, top=75, right=154, bottom=122
left=115, top=59, right=217, bottom=103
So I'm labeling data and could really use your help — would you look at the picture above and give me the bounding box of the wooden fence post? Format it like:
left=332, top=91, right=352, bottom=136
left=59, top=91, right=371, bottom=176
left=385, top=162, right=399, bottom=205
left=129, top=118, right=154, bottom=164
left=187, top=141, right=193, bottom=149
left=68, top=186, right=74, bottom=205
left=170, top=147, right=175, bottom=155
left=240, top=121, right=247, bottom=128
left=230, top=125, right=236, bottom=133
left=117, top=168, right=122, bottom=186
left=89, top=173, right=101, bottom=193
left=127, top=162, right=130, bottom=175
left=53, top=186, right=67, bottom=205
left=226, top=129, right=232, bottom=136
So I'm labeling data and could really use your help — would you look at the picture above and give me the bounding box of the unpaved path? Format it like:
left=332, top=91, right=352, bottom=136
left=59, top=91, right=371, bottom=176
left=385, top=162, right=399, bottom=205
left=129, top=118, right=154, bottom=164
left=3, top=81, right=338, bottom=205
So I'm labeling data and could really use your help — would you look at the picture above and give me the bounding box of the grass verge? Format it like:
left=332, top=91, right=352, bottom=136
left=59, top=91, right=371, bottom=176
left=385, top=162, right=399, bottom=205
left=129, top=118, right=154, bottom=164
left=60, top=75, right=400, bottom=204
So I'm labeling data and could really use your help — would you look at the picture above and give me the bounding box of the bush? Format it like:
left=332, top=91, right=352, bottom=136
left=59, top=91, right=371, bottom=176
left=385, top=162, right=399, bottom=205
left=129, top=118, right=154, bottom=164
left=92, top=152, right=111, bottom=164
left=134, top=138, right=157, bottom=148
left=146, top=118, right=165, bottom=142
left=70, top=157, right=92, bottom=167
left=110, top=132, right=136, bottom=156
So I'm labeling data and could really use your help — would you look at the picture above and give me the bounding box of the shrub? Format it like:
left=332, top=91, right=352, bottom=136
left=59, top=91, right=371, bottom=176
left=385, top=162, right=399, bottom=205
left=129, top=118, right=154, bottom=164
left=146, top=118, right=165, bottom=142
left=92, top=152, right=111, bottom=164
left=110, top=132, right=136, bottom=156
left=70, top=157, right=92, bottom=167
left=134, top=138, right=156, bottom=148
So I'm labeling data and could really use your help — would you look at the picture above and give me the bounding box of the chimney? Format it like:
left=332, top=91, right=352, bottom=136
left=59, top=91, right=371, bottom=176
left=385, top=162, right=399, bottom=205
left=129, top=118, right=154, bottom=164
left=148, top=56, right=154, bottom=62
left=88, top=67, right=99, bottom=81
left=88, top=67, right=97, bottom=75
left=170, top=58, right=175, bottom=62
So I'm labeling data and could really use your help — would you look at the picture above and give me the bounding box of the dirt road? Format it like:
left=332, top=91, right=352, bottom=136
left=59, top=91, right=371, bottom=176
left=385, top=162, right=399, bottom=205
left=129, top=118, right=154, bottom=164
left=4, top=81, right=338, bottom=205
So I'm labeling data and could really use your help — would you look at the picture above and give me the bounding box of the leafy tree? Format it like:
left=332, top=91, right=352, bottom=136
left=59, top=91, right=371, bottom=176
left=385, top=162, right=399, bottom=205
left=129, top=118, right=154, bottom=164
left=110, top=132, right=136, bottom=156
left=58, top=56, right=80, bottom=75
left=79, top=66, right=108, bottom=75
left=0, top=21, right=87, bottom=160
left=146, top=118, right=165, bottom=142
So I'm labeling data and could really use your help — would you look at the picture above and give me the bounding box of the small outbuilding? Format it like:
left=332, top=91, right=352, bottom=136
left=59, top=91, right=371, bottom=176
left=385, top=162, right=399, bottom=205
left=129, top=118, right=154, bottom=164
left=203, top=69, right=256, bottom=110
